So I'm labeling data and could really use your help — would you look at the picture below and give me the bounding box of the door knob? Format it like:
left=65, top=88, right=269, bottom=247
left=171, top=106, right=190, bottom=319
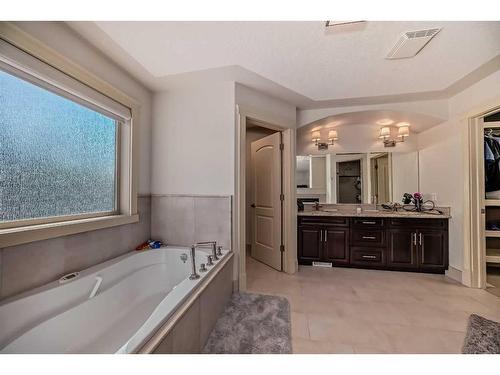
left=251, top=203, right=256, bottom=208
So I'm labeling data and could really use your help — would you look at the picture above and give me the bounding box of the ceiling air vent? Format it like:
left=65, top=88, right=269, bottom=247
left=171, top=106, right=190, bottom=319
left=386, top=28, right=441, bottom=59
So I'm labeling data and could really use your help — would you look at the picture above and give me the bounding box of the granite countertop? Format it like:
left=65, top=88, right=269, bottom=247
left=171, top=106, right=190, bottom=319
left=298, top=207, right=451, bottom=219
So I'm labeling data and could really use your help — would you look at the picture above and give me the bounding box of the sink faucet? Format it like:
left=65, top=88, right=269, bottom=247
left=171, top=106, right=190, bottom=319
left=195, top=241, right=219, bottom=261
left=313, top=202, right=323, bottom=211
left=188, top=245, right=200, bottom=280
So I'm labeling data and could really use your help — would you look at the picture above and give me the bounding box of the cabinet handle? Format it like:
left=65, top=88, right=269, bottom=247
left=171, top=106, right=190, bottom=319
left=419, top=233, right=423, bottom=246
left=362, top=236, right=376, bottom=240
left=320, top=230, right=322, bottom=242
left=362, top=255, right=377, bottom=259
left=362, top=221, right=376, bottom=225
left=412, top=233, right=417, bottom=246
left=324, top=229, right=327, bottom=243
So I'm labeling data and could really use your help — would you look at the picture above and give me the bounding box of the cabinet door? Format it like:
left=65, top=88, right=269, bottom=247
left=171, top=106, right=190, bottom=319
left=323, top=227, right=350, bottom=264
left=387, top=229, right=417, bottom=269
left=418, top=230, right=447, bottom=272
left=297, top=225, right=322, bottom=264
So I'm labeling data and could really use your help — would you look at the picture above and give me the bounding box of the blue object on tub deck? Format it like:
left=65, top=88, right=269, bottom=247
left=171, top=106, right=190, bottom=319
left=148, top=240, right=163, bottom=249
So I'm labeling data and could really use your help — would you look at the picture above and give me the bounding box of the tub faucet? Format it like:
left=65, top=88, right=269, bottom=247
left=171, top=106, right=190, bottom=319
left=195, top=241, right=218, bottom=261
left=189, top=245, right=200, bottom=280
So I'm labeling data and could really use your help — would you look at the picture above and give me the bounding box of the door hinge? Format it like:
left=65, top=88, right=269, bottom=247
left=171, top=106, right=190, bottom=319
left=280, top=194, right=284, bottom=201
left=280, top=143, right=284, bottom=150
left=280, top=244, right=285, bottom=253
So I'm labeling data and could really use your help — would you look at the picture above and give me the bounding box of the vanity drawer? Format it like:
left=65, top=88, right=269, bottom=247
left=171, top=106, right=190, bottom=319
left=389, top=218, right=447, bottom=229
left=298, top=216, right=349, bottom=227
left=351, top=229, right=385, bottom=247
left=350, top=247, right=386, bottom=266
left=352, top=218, right=385, bottom=228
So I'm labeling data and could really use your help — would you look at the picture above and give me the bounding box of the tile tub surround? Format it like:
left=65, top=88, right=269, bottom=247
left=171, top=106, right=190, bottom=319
left=151, top=195, right=232, bottom=250
left=149, top=254, right=234, bottom=354
left=299, top=204, right=451, bottom=219
left=246, top=256, right=500, bottom=354
left=0, top=196, right=151, bottom=300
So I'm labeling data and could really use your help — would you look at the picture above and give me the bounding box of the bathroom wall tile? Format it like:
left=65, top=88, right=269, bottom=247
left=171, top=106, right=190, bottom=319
left=151, top=196, right=195, bottom=246
left=0, top=196, right=152, bottom=300
left=1, top=239, right=66, bottom=299
left=194, top=196, right=231, bottom=249
left=172, top=298, right=201, bottom=353
left=199, top=257, right=233, bottom=347
left=63, top=196, right=151, bottom=273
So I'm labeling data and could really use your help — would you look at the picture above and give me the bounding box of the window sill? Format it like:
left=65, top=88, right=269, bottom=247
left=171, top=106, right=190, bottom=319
left=0, top=214, right=139, bottom=248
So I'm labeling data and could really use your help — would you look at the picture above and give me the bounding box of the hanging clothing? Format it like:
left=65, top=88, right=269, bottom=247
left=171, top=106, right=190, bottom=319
left=485, top=135, right=500, bottom=192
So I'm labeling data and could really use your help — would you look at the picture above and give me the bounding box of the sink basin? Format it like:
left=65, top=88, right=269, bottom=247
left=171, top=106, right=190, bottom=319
left=320, top=208, right=338, bottom=212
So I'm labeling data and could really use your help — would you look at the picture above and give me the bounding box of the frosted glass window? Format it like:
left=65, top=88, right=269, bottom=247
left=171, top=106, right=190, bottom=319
left=0, top=69, right=117, bottom=223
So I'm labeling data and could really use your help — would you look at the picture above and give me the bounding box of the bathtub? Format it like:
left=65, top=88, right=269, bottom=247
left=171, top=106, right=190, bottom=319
left=0, top=246, right=232, bottom=354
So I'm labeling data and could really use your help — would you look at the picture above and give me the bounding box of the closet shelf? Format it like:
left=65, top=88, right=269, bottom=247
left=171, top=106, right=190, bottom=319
left=485, top=200, right=500, bottom=207
left=485, top=230, right=500, bottom=238
left=486, top=255, right=500, bottom=264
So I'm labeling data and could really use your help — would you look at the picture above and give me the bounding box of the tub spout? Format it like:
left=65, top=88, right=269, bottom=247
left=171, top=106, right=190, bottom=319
left=195, top=241, right=218, bottom=261
left=189, top=246, right=200, bottom=280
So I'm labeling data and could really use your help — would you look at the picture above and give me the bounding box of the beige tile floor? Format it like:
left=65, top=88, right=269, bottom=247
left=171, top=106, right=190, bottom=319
left=246, top=256, right=500, bottom=354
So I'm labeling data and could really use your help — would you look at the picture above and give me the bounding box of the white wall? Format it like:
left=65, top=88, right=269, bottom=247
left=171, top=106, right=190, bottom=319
left=151, top=82, right=236, bottom=195
left=236, top=84, right=296, bottom=127
left=418, top=69, right=500, bottom=273
left=12, top=22, right=153, bottom=195
left=151, top=83, right=297, bottom=196
left=391, top=152, right=419, bottom=201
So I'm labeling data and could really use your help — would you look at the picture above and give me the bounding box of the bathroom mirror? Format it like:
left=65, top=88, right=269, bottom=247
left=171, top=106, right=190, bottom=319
left=296, top=151, right=419, bottom=204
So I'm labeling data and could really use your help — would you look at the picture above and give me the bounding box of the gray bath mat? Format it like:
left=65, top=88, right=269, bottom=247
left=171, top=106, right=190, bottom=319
left=462, top=314, right=500, bottom=354
left=202, top=292, right=291, bottom=354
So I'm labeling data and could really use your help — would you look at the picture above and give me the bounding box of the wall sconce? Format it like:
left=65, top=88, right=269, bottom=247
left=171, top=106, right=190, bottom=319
left=312, top=129, right=338, bottom=150
left=379, top=122, right=410, bottom=147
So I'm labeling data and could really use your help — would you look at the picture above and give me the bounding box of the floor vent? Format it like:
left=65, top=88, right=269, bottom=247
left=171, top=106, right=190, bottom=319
left=312, top=261, right=333, bottom=267
left=386, top=28, right=441, bottom=59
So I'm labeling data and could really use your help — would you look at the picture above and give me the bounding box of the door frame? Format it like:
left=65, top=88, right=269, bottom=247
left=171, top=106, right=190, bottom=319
left=465, top=98, right=500, bottom=288
left=235, top=105, right=297, bottom=291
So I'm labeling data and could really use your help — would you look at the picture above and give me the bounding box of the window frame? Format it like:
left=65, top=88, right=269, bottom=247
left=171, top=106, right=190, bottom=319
left=0, top=23, right=139, bottom=248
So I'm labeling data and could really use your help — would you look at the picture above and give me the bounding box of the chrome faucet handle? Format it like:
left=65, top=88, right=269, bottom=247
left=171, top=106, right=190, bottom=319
left=188, top=245, right=200, bottom=280
left=206, top=255, right=214, bottom=266
left=216, top=246, right=223, bottom=257
left=199, top=263, right=207, bottom=273
left=211, top=242, right=219, bottom=261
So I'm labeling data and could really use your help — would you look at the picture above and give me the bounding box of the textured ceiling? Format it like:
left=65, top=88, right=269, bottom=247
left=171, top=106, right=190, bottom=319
left=68, top=21, right=500, bottom=108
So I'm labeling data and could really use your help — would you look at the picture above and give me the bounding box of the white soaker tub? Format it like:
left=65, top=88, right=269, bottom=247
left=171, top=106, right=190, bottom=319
left=0, top=246, right=231, bottom=353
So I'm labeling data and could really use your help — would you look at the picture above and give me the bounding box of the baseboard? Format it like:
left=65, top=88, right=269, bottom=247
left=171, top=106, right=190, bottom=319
left=445, top=266, right=463, bottom=284
left=233, top=278, right=240, bottom=292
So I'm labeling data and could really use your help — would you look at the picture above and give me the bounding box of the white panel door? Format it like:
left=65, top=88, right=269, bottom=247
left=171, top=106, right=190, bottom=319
left=251, top=132, right=282, bottom=270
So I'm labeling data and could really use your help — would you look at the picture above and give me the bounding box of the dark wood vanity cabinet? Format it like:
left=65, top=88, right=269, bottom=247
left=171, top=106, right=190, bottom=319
left=298, top=215, right=449, bottom=274
left=297, top=225, right=323, bottom=262
left=323, top=227, right=350, bottom=264
left=387, top=229, right=417, bottom=269
left=297, top=217, right=349, bottom=265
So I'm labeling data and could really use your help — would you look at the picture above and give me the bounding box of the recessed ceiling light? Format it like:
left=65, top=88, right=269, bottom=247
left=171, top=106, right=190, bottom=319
left=325, top=21, right=366, bottom=28
left=376, top=118, right=394, bottom=126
